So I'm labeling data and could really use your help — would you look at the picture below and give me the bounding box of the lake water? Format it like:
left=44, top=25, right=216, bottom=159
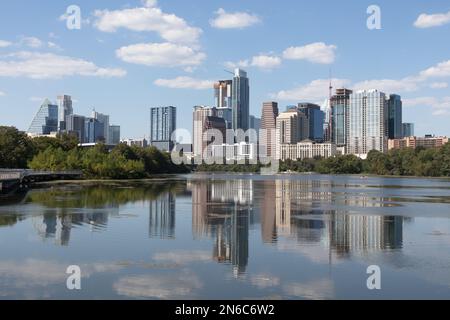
left=1, top=174, right=450, bottom=300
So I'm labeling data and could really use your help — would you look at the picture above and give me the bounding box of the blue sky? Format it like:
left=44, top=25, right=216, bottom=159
left=0, top=0, right=449, bottom=139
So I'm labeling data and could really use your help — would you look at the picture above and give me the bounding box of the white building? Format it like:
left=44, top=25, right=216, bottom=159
left=120, top=138, right=148, bottom=148
left=278, top=141, right=337, bottom=161
left=212, top=142, right=257, bottom=162
left=348, top=90, right=388, bottom=158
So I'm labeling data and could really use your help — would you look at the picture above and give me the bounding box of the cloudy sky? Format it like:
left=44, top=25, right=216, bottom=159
left=0, top=0, right=449, bottom=138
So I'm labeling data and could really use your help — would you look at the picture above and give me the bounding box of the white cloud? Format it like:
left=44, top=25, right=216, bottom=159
left=430, top=82, right=448, bottom=89
left=273, top=78, right=350, bottom=101
left=284, top=279, right=334, bottom=300
left=414, top=11, right=450, bottom=28
left=251, top=55, right=282, bottom=70
left=225, top=55, right=281, bottom=70
left=210, top=8, right=261, bottom=29
left=20, top=36, right=43, bottom=48
left=116, top=42, right=206, bottom=68
left=154, top=77, right=214, bottom=90
left=353, top=78, right=419, bottom=94
left=0, top=51, right=126, bottom=79
left=47, top=42, right=62, bottom=50
left=0, top=91, right=5, bottom=96
left=94, top=3, right=202, bottom=45
left=419, top=60, right=450, bottom=79
left=152, top=250, right=211, bottom=263
left=0, top=40, right=12, bottom=48
left=283, top=42, right=337, bottom=64
left=403, top=96, right=450, bottom=116
left=29, top=96, right=44, bottom=102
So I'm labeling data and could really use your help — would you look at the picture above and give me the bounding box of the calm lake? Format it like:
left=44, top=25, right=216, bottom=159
left=1, top=173, right=450, bottom=300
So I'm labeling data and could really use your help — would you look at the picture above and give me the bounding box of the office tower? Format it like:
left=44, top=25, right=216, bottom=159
left=84, top=118, right=105, bottom=143
left=92, top=110, right=110, bottom=144
left=214, top=80, right=232, bottom=109
left=388, top=94, right=403, bottom=139
left=276, top=110, right=302, bottom=145
left=28, top=99, right=59, bottom=136
left=331, top=88, right=353, bottom=147
left=216, top=107, right=233, bottom=129
left=150, top=106, right=177, bottom=152
left=348, top=90, right=388, bottom=156
left=402, top=123, right=415, bottom=138
left=261, top=102, right=279, bottom=158
left=109, top=125, right=121, bottom=145
left=65, top=114, right=86, bottom=143
left=232, top=68, right=250, bottom=131
left=297, top=103, right=325, bottom=142
left=57, top=95, right=73, bottom=131
left=322, top=99, right=332, bottom=142
left=249, top=115, right=261, bottom=133
left=193, top=106, right=217, bottom=157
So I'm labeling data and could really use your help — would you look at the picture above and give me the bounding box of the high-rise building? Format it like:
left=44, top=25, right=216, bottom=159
left=28, top=99, right=59, bottom=136
left=216, top=107, right=233, bottom=130
left=261, top=102, right=279, bottom=158
left=232, top=69, right=250, bottom=131
left=66, top=114, right=86, bottom=143
left=348, top=90, right=388, bottom=157
left=249, top=115, right=261, bottom=133
left=402, top=123, right=415, bottom=137
left=331, top=88, right=353, bottom=148
left=84, top=118, right=105, bottom=143
left=57, top=95, right=73, bottom=131
left=150, top=106, right=177, bottom=152
left=297, top=103, right=325, bottom=142
left=276, top=109, right=309, bottom=147
left=193, top=106, right=218, bottom=157
left=388, top=94, right=403, bottom=139
left=109, top=125, right=121, bottom=145
left=92, top=111, right=110, bottom=144
left=214, top=80, right=232, bottom=109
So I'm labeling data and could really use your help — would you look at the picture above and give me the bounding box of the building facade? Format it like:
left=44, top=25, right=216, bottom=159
left=388, top=94, right=403, bottom=139
left=278, top=141, right=337, bottom=161
left=193, top=106, right=217, bottom=157
left=109, top=125, right=121, bottom=145
left=57, top=95, right=73, bottom=131
left=28, top=99, right=59, bottom=136
left=212, top=142, right=257, bottom=162
left=331, top=88, right=353, bottom=149
left=388, top=136, right=449, bottom=150
left=85, top=118, right=105, bottom=143
left=348, top=90, right=388, bottom=157
left=402, top=123, right=415, bottom=137
left=92, top=111, right=110, bottom=144
left=232, top=69, right=250, bottom=131
left=261, top=102, right=279, bottom=159
left=297, top=103, right=325, bottom=142
left=66, top=114, right=86, bottom=143
left=150, top=106, right=177, bottom=152
left=214, top=80, right=232, bottom=109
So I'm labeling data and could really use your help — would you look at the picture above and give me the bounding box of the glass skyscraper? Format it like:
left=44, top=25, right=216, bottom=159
left=297, top=103, right=325, bottom=142
left=232, top=69, right=250, bottom=131
left=150, top=106, right=177, bottom=152
left=331, top=88, right=353, bottom=147
left=57, top=95, right=73, bottom=131
left=348, top=90, right=388, bottom=156
left=28, top=99, right=59, bottom=136
left=388, top=94, right=403, bottom=139
left=85, top=118, right=105, bottom=143
left=402, top=123, right=415, bottom=137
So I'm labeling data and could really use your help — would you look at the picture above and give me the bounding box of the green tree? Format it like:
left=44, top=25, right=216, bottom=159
left=0, top=126, right=36, bottom=168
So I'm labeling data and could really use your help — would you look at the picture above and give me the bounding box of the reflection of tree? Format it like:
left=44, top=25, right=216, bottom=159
left=26, top=182, right=184, bottom=208
left=0, top=215, right=24, bottom=227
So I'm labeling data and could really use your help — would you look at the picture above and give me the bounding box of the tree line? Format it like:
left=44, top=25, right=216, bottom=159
left=0, top=126, right=189, bottom=179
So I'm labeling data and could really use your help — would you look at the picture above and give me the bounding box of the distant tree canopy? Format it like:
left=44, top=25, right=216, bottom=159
left=0, top=126, right=189, bottom=179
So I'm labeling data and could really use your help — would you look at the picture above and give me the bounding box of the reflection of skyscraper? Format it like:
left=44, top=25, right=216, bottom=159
left=260, top=180, right=277, bottom=243
left=149, top=193, right=176, bottom=239
left=191, top=180, right=250, bottom=276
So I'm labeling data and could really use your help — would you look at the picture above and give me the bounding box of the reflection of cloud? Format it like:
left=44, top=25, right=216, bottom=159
left=250, top=274, right=280, bottom=289
left=152, top=250, right=211, bottom=264
left=277, top=241, right=343, bottom=265
left=113, top=272, right=202, bottom=299
left=283, top=279, right=334, bottom=300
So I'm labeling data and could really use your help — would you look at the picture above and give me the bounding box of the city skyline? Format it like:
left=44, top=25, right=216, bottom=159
left=1, top=1, right=450, bottom=139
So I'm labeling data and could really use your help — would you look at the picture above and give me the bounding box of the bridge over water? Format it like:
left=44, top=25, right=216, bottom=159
left=0, top=169, right=82, bottom=194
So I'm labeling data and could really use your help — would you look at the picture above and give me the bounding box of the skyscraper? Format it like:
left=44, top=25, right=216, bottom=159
left=232, top=69, right=250, bottom=131
left=84, top=118, right=105, bottom=143
left=150, top=106, right=177, bottom=152
left=92, top=111, right=110, bottom=144
left=388, top=94, right=403, bottom=139
left=402, top=123, right=415, bottom=137
left=214, top=80, right=232, bottom=109
left=261, top=102, right=279, bottom=158
left=297, top=103, right=325, bottom=142
left=57, top=95, right=73, bottom=131
left=331, top=88, right=353, bottom=148
left=249, top=115, right=261, bottom=133
left=66, top=114, right=86, bottom=143
left=193, top=106, right=217, bottom=157
left=109, top=125, right=121, bottom=145
left=348, top=90, right=388, bottom=157
left=28, top=99, right=58, bottom=136
left=276, top=110, right=302, bottom=145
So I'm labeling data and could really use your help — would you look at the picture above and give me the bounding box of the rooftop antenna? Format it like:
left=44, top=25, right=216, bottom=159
left=224, top=69, right=234, bottom=75
left=329, top=68, right=333, bottom=100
